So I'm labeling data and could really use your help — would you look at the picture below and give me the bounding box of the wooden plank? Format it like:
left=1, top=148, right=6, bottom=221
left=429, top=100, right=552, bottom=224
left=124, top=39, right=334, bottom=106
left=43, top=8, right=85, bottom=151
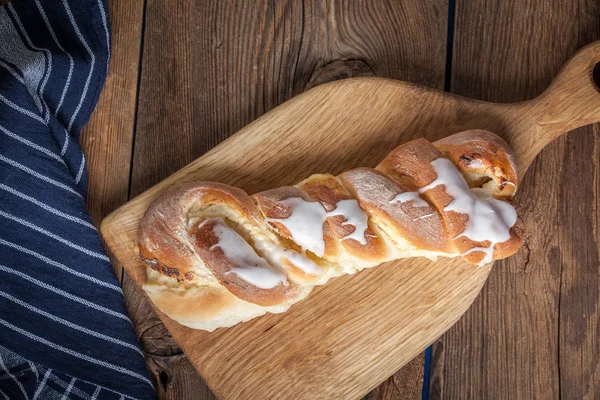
left=557, top=127, right=600, bottom=399
left=80, top=0, right=145, bottom=280
left=429, top=1, right=600, bottom=398
left=125, top=0, right=448, bottom=397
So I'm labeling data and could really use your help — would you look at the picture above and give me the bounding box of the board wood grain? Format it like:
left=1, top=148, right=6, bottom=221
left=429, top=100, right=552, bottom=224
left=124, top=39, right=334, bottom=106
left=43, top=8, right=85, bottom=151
left=102, top=42, right=600, bottom=399
left=428, top=1, right=600, bottom=398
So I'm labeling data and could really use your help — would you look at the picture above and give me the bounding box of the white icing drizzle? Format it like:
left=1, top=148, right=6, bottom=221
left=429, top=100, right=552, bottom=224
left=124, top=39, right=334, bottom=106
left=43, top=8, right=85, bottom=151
left=266, top=197, right=327, bottom=257
left=468, top=159, right=485, bottom=169
left=389, top=191, right=429, bottom=208
left=421, top=158, right=518, bottom=266
left=251, top=234, right=322, bottom=275
left=210, top=220, right=288, bottom=289
left=326, top=199, right=368, bottom=245
left=282, top=249, right=322, bottom=274
left=267, top=196, right=372, bottom=256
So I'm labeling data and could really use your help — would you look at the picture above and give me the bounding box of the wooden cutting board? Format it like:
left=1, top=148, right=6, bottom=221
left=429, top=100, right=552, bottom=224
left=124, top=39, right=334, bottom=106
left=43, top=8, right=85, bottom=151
left=102, top=41, right=600, bottom=399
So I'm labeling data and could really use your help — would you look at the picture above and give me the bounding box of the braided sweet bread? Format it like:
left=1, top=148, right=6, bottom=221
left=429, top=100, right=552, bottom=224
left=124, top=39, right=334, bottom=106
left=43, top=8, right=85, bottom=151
left=139, top=129, right=523, bottom=331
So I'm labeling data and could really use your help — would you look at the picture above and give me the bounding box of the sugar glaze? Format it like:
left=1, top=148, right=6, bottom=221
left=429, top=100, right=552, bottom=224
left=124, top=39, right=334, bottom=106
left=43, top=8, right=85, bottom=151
left=210, top=220, right=289, bottom=288
left=325, top=199, right=369, bottom=245
left=267, top=197, right=371, bottom=255
left=392, top=158, right=517, bottom=265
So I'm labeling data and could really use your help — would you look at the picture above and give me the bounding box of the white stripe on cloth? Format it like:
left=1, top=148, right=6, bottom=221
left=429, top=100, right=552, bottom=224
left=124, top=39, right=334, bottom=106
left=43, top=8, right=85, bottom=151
left=0, top=211, right=109, bottom=261
left=0, top=291, right=144, bottom=356
left=0, top=389, right=9, bottom=400
left=0, top=374, right=21, bottom=383
left=0, top=239, right=119, bottom=290
left=0, top=60, right=25, bottom=84
left=0, top=264, right=130, bottom=321
left=32, top=368, right=51, bottom=400
left=60, top=377, right=76, bottom=400
left=0, top=124, right=65, bottom=165
left=0, top=155, right=82, bottom=198
left=0, top=93, right=45, bottom=124
left=33, top=0, right=75, bottom=118
left=56, top=64, right=74, bottom=119
left=75, top=154, right=85, bottom=184
left=0, top=353, right=30, bottom=399
left=62, top=0, right=95, bottom=133
left=96, top=0, right=110, bottom=74
left=8, top=3, right=52, bottom=123
left=0, top=318, right=154, bottom=387
left=91, top=386, right=101, bottom=399
left=61, top=127, right=70, bottom=156
left=28, top=361, right=39, bottom=380
left=0, top=184, right=96, bottom=230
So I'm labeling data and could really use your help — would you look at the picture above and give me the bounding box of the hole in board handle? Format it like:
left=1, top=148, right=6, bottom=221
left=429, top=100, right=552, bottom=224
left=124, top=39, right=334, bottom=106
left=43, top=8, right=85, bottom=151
left=593, top=62, right=600, bottom=92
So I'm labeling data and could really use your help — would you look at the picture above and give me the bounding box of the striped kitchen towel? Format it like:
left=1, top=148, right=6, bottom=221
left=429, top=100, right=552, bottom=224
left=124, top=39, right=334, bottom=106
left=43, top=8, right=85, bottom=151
left=0, top=1, right=154, bottom=399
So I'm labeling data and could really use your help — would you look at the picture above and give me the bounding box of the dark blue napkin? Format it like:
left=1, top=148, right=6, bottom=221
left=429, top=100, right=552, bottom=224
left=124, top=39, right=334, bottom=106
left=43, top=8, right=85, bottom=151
left=0, top=1, right=154, bottom=398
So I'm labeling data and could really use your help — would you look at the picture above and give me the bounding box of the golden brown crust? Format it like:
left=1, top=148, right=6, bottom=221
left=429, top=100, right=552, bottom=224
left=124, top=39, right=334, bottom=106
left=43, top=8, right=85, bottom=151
left=434, top=129, right=518, bottom=199
left=338, top=168, right=452, bottom=253
left=297, top=174, right=349, bottom=211
left=297, top=174, right=392, bottom=263
left=377, top=139, right=466, bottom=248
left=377, top=138, right=444, bottom=191
left=138, top=182, right=265, bottom=282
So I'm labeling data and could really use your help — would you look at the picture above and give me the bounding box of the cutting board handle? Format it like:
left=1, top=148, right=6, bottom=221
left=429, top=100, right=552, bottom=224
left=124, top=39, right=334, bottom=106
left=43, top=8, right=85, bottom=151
left=533, top=40, right=600, bottom=133
left=506, top=41, right=600, bottom=173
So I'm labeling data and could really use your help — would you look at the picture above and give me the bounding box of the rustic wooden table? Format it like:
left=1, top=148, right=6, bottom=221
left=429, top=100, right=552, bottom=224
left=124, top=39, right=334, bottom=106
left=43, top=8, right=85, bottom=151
left=82, top=0, right=600, bottom=398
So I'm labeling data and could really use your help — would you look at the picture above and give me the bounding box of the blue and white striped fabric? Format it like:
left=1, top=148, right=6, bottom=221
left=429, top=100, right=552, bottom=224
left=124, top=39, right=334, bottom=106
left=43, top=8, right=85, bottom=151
left=0, top=1, right=154, bottom=398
